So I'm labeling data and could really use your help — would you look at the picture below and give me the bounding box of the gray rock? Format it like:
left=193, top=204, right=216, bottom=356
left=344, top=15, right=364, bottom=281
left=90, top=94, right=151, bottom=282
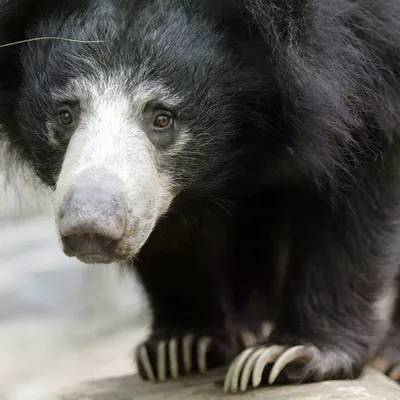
left=57, top=368, right=400, bottom=400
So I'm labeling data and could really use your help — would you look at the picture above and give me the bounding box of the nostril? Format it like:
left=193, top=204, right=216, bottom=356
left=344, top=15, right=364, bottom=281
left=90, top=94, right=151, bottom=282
left=59, top=217, right=125, bottom=241
left=59, top=218, right=125, bottom=241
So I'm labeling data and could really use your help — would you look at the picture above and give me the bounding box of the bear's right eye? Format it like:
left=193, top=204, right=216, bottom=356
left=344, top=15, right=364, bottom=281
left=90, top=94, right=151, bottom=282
left=152, top=110, right=174, bottom=130
left=58, top=110, right=74, bottom=126
left=154, top=114, right=172, bottom=128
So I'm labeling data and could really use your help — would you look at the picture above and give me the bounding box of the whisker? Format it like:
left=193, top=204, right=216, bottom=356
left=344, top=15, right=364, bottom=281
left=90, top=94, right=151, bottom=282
left=0, top=37, right=106, bottom=48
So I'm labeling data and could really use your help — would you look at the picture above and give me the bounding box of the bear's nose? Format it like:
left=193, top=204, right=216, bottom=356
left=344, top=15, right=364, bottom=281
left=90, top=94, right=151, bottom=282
left=58, top=171, right=126, bottom=263
left=59, top=188, right=125, bottom=240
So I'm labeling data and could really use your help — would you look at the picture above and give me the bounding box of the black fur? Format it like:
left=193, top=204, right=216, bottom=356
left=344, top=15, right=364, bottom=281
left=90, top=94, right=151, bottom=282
left=1, top=0, right=400, bottom=388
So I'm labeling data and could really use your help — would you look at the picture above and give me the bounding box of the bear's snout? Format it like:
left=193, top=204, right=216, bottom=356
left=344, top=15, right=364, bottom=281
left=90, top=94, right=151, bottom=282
left=58, top=170, right=127, bottom=264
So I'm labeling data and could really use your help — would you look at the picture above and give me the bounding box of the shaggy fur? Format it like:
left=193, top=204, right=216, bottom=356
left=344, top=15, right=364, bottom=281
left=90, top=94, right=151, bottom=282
left=1, top=0, right=400, bottom=390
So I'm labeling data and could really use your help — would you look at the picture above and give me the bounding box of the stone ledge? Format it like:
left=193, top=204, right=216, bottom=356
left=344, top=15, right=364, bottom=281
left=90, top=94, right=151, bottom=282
left=56, top=367, right=400, bottom=400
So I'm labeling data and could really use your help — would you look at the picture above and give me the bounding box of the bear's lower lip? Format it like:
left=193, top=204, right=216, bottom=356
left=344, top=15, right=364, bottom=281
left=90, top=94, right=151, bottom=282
left=75, top=253, right=117, bottom=264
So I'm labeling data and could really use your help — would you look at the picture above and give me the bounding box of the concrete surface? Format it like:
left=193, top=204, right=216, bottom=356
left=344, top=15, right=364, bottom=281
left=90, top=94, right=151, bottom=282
left=56, top=367, right=400, bottom=400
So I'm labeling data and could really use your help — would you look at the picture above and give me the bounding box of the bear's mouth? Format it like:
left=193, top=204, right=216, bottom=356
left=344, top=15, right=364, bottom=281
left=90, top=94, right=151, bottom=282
left=76, top=253, right=116, bottom=264
left=62, top=233, right=120, bottom=264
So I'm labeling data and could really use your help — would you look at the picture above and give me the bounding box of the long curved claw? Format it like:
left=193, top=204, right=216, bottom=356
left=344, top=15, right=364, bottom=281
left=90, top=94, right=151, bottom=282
left=197, top=336, right=213, bottom=374
left=260, top=322, right=274, bottom=341
left=389, top=365, right=400, bottom=381
left=240, top=330, right=258, bottom=348
left=182, top=334, right=195, bottom=374
left=157, top=341, right=167, bottom=381
left=168, top=338, right=179, bottom=379
left=370, top=357, right=391, bottom=374
left=138, top=345, right=156, bottom=381
left=268, top=345, right=316, bottom=384
left=223, top=348, right=256, bottom=393
left=138, top=333, right=218, bottom=382
left=239, top=348, right=267, bottom=392
left=251, top=345, right=286, bottom=387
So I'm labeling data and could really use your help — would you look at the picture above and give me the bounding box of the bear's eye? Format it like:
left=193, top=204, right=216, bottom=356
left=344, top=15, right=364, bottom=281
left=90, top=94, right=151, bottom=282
left=153, top=111, right=173, bottom=129
left=58, top=110, right=74, bottom=126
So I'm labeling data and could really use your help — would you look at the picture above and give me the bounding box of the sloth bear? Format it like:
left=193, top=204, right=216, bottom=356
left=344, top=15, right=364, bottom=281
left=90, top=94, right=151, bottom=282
left=1, top=0, right=400, bottom=393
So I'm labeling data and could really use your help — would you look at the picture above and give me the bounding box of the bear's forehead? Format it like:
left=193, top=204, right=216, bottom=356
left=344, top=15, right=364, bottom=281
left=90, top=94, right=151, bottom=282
left=22, top=35, right=233, bottom=117
left=51, top=75, right=185, bottom=118
left=23, top=22, right=225, bottom=104
left=24, top=0, right=228, bottom=85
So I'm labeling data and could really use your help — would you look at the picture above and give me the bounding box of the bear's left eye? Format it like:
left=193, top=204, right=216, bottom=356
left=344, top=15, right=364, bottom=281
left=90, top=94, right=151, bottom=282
left=58, top=110, right=74, bottom=126
left=153, top=111, right=174, bottom=130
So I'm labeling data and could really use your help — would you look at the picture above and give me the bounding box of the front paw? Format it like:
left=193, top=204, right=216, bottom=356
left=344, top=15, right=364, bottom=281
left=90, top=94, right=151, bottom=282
left=223, top=338, right=364, bottom=393
left=135, top=333, right=231, bottom=382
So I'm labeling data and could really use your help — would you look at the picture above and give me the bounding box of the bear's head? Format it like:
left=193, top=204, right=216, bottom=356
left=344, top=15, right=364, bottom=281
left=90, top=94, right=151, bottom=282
left=0, top=0, right=276, bottom=263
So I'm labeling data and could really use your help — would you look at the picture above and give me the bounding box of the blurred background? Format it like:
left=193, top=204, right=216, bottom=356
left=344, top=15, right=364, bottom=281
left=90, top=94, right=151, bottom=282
left=0, top=154, right=150, bottom=400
